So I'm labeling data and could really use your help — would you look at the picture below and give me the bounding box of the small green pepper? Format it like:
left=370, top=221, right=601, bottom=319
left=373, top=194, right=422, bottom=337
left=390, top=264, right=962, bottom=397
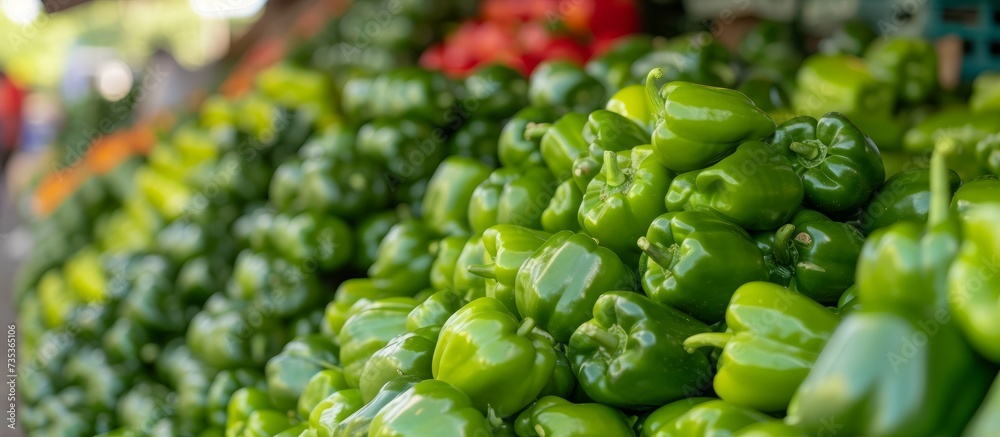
left=339, top=299, right=417, bottom=388
left=448, top=118, right=502, bottom=169
left=528, top=60, right=606, bottom=116
left=308, top=389, right=363, bottom=437
left=541, top=180, right=584, bottom=233
left=639, top=399, right=772, bottom=437
left=515, top=396, right=635, bottom=437
left=297, top=368, right=349, bottom=421
left=367, top=220, right=435, bottom=296
left=464, top=64, right=529, bottom=119
left=370, top=380, right=494, bottom=437
left=359, top=326, right=439, bottom=403
left=333, top=376, right=421, bottom=437
left=606, top=84, right=655, bottom=133
left=422, top=156, right=493, bottom=238
left=569, top=291, right=713, bottom=409
left=429, top=236, right=469, bottom=291
left=406, top=290, right=466, bottom=332
left=499, top=107, right=557, bottom=169
left=948, top=204, right=1000, bottom=362
left=469, top=225, right=553, bottom=316
left=864, top=37, right=937, bottom=104
left=531, top=113, right=589, bottom=181
left=856, top=168, right=962, bottom=235
left=792, top=54, right=894, bottom=119
left=468, top=167, right=558, bottom=234
left=515, top=231, right=637, bottom=343
left=265, top=335, right=340, bottom=414
left=582, top=109, right=650, bottom=157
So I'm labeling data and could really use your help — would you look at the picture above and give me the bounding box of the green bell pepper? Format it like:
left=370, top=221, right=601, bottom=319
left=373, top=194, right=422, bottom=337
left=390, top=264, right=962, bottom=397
left=433, top=297, right=559, bottom=418
left=499, top=107, right=557, bottom=169
left=422, top=156, right=493, bottom=238
left=297, top=154, right=390, bottom=220
left=266, top=334, right=340, bottom=414
left=469, top=225, right=553, bottom=316
left=225, top=387, right=274, bottom=437
left=515, top=231, right=637, bottom=343
left=531, top=113, right=589, bottom=181
left=332, top=375, right=421, bottom=436
left=683, top=282, right=840, bottom=412
left=308, top=389, right=363, bottom=437
left=568, top=291, right=713, bottom=409
left=342, top=67, right=457, bottom=125
left=241, top=410, right=296, bottom=437
left=738, top=20, right=802, bottom=78
left=754, top=209, right=866, bottom=303
left=321, top=279, right=420, bottom=339
left=768, top=113, right=886, bottom=215
left=187, top=295, right=286, bottom=370
left=515, top=396, right=635, bottom=437
left=857, top=167, right=962, bottom=235
left=227, top=250, right=321, bottom=318
left=359, top=326, right=438, bottom=403
left=339, top=298, right=417, bottom=388
left=638, top=211, right=768, bottom=323
left=580, top=146, right=672, bottom=265
left=370, top=380, right=494, bottom=436
left=430, top=236, right=469, bottom=291
left=406, top=290, right=466, bottom=331
left=606, top=84, right=655, bottom=133
left=948, top=204, right=1000, bottom=362
left=367, top=220, right=435, bottom=296
left=297, top=368, right=350, bottom=421
left=208, top=369, right=266, bottom=428
left=582, top=109, right=649, bottom=156
left=792, top=54, right=895, bottom=119
left=902, top=107, right=994, bottom=180
left=356, top=118, right=444, bottom=181
left=646, top=69, right=776, bottom=172
left=541, top=180, right=584, bottom=233
left=665, top=140, right=804, bottom=230
left=269, top=213, right=353, bottom=271
left=639, top=399, right=772, bottom=437
left=737, top=71, right=794, bottom=118
left=528, top=60, right=605, bottom=116
left=468, top=167, right=558, bottom=234
left=453, top=235, right=489, bottom=300
left=353, top=210, right=401, bottom=271
left=864, top=37, right=937, bottom=104
left=952, top=175, right=1000, bottom=219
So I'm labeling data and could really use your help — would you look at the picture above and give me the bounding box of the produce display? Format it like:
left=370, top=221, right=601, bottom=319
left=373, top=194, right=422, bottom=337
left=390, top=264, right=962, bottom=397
left=11, top=3, right=1000, bottom=437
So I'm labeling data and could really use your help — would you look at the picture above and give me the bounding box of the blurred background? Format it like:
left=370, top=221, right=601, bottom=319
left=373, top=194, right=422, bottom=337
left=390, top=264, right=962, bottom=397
left=1, top=0, right=999, bottom=435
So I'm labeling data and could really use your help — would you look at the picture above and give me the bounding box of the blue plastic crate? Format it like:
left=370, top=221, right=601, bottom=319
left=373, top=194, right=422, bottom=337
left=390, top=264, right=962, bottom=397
left=923, top=0, right=1000, bottom=79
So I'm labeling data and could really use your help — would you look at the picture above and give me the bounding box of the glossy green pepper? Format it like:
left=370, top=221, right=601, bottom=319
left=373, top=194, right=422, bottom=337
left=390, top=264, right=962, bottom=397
left=683, top=282, right=839, bottom=412
left=948, top=204, right=1000, bottom=362
left=498, top=107, right=556, bottom=169
left=308, top=389, right=363, bottom=437
left=952, top=175, right=1000, bottom=219
left=321, top=279, right=418, bottom=339
left=433, top=297, right=559, bottom=418
left=580, top=146, right=672, bottom=265
left=638, top=211, right=768, bottom=323
left=541, top=180, right=584, bottom=233
left=857, top=167, right=962, bottom=235
left=792, top=54, right=894, bottom=119
left=528, top=60, right=606, bottom=116
left=422, top=156, right=493, bottom=238
left=582, top=110, right=649, bottom=157
left=227, top=251, right=320, bottom=318
left=333, top=376, right=422, bottom=436
left=339, top=298, right=417, bottom=388
left=569, top=291, right=713, bottom=409
left=430, top=236, right=469, bottom=291
left=342, top=67, right=457, bottom=125
left=240, top=410, right=296, bottom=437
left=665, top=140, right=804, bottom=230
left=187, top=295, right=286, bottom=370
left=367, top=220, right=435, bottom=296
left=406, top=290, right=466, bottom=331
left=356, top=118, right=445, bottom=182
left=208, top=370, right=266, bottom=428
left=737, top=71, right=794, bottom=118
left=902, top=107, right=994, bottom=180
left=468, top=167, right=558, bottom=234
left=297, top=368, right=350, bottom=421
left=515, top=396, right=635, bottom=437
left=469, top=225, right=553, bottom=316
left=755, top=209, right=865, bottom=302
left=586, top=36, right=654, bottom=99
left=515, top=231, right=637, bottom=343
left=359, top=326, right=439, bottom=403
left=786, top=310, right=992, bottom=437
left=452, top=236, right=489, bottom=300
left=225, top=387, right=273, bottom=437
left=738, top=20, right=802, bottom=78
left=864, top=37, right=937, bottom=104
left=606, top=84, right=655, bottom=133
left=768, top=113, right=886, bottom=215
left=529, top=113, right=588, bottom=181
left=464, top=64, right=529, bottom=119
left=448, top=118, right=502, bottom=169
left=370, top=380, right=494, bottom=437
left=646, top=68, right=775, bottom=173
left=266, top=335, right=340, bottom=414
left=639, top=398, right=772, bottom=437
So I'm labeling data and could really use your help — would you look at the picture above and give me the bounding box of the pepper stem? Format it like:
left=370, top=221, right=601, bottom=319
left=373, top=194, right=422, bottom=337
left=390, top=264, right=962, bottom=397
left=928, top=137, right=954, bottom=228
left=524, top=122, right=551, bottom=141
left=602, top=151, right=626, bottom=187
left=682, top=332, right=734, bottom=355
left=645, top=68, right=665, bottom=115
left=590, top=329, right=620, bottom=351
left=517, top=317, right=537, bottom=337
left=789, top=141, right=821, bottom=160
left=467, top=263, right=497, bottom=280
left=637, top=237, right=673, bottom=268
left=772, top=224, right=796, bottom=266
